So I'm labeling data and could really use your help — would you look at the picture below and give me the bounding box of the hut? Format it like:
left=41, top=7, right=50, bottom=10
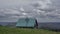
left=16, top=17, right=38, bottom=28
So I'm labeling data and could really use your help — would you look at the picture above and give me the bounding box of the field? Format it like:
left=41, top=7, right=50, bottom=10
left=0, top=26, right=60, bottom=34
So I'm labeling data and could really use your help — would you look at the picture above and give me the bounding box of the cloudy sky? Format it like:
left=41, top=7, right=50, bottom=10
left=0, top=0, right=60, bottom=22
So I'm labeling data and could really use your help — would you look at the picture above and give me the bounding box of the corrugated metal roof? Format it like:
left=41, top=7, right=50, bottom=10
left=16, top=18, right=36, bottom=27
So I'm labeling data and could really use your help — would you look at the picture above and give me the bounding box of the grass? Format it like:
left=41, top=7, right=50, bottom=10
left=0, top=26, right=60, bottom=34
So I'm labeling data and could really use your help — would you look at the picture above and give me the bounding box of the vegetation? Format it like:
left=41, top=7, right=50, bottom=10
left=0, top=26, right=60, bottom=34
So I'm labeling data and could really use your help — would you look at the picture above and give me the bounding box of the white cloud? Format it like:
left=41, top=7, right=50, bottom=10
left=20, top=7, right=25, bottom=11
left=0, top=8, right=21, bottom=18
left=4, top=9, right=20, bottom=14
left=32, top=0, right=52, bottom=9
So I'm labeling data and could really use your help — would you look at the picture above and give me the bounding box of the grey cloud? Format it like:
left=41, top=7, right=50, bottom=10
left=0, top=0, right=60, bottom=22
left=31, top=0, right=60, bottom=19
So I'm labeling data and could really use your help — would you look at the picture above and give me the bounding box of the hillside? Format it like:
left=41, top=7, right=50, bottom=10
left=0, top=26, right=60, bottom=34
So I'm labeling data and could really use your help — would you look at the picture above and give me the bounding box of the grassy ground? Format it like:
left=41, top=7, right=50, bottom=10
left=0, top=26, right=60, bottom=34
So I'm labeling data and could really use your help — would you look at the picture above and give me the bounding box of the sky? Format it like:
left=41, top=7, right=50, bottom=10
left=0, top=0, right=60, bottom=22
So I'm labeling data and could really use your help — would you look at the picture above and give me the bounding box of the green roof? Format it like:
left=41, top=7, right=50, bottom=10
left=16, top=18, right=36, bottom=27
